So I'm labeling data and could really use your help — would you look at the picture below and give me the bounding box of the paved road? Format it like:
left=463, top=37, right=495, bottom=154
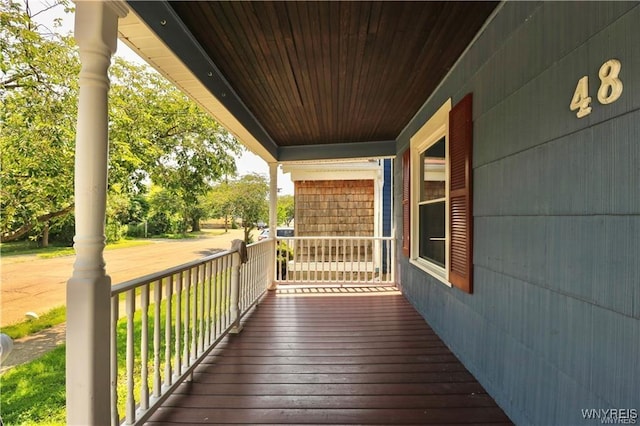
left=0, top=229, right=249, bottom=327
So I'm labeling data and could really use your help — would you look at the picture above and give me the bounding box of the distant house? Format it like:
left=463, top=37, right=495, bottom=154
left=283, top=159, right=393, bottom=276
left=283, top=160, right=391, bottom=238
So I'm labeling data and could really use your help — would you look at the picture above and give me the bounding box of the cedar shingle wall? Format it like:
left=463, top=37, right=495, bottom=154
left=295, top=180, right=374, bottom=236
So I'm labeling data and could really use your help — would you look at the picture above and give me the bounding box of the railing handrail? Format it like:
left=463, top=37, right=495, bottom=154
left=111, top=239, right=271, bottom=295
left=274, top=234, right=395, bottom=285
left=110, top=237, right=274, bottom=425
left=275, top=235, right=394, bottom=241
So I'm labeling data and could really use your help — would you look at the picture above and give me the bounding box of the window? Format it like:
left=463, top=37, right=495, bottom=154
left=406, top=95, right=473, bottom=293
left=419, top=138, right=446, bottom=267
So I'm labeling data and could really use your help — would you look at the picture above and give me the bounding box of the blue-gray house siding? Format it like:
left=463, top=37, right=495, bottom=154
left=383, top=158, right=392, bottom=238
left=382, top=158, right=392, bottom=273
left=395, top=2, right=640, bottom=425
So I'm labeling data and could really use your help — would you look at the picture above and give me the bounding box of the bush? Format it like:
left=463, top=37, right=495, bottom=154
left=147, top=212, right=171, bottom=235
left=126, top=222, right=147, bottom=238
left=105, top=221, right=126, bottom=243
left=147, top=212, right=184, bottom=236
left=48, top=215, right=75, bottom=246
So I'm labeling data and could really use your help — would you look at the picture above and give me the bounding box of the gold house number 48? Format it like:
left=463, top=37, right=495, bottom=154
left=570, top=59, right=623, bottom=118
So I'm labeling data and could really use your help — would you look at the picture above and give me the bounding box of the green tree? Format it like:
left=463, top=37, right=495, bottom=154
left=0, top=0, right=77, bottom=244
left=109, top=58, right=241, bottom=232
left=206, top=180, right=234, bottom=232
left=1, top=2, right=242, bottom=244
left=210, top=174, right=268, bottom=243
left=277, top=194, right=295, bottom=226
left=146, top=185, right=184, bottom=235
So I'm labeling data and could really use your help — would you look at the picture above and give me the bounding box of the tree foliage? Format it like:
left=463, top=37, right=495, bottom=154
left=277, top=194, right=295, bottom=226
left=206, top=179, right=234, bottom=232
left=1, top=1, right=242, bottom=243
left=209, top=174, right=268, bottom=243
left=109, top=58, right=241, bottom=232
left=1, top=0, right=77, bottom=243
left=146, top=185, right=185, bottom=235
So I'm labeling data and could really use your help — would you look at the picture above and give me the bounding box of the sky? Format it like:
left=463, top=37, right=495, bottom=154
left=32, top=1, right=294, bottom=194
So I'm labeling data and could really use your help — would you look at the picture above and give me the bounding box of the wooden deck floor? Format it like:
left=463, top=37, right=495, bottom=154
left=147, top=286, right=512, bottom=425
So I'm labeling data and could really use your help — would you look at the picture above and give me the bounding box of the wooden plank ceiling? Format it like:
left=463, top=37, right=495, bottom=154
left=167, top=1, right=497, bottom=149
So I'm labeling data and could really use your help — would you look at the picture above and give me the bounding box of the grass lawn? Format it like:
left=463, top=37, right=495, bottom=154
left=0, top=228, right=230, bottom=259
left=1, top=306, right=66, bottom=340
left=1, top=311, right=152, bottom=425
left=0, top=230, right=236, bottom=424
left=0, top=239, right=153, bottom=259
left=155, top=229, right=226, bottom=239
left=0, top=346, right=66, bottom=425
left=1, top=279, right=231, bottom=425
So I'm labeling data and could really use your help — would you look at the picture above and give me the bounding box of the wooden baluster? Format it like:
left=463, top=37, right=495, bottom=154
left=110, top=297, right=119, bottom=426
left=214, top=258, right=221, bottom=337
left=204, top=261, right=211, bottom=346
left=189, top=266, right=198, bottom=365
left=164, top=276, right=173, bottom=389
left=174, top=272, right=182, bottom=379
left=153, top=280, right=162, bottom=398
left=350, top=239, right=355, bottom=282
left=140, top=284, right=150, bottom=411
left=125, top=289, right=136, bottom=424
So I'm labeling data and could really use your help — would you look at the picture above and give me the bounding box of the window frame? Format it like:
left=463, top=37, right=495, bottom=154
left=409, top=99, right=452, bottom=286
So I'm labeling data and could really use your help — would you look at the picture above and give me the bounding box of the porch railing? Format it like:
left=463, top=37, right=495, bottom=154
left=275, top=236, right=395, bottom=285
left=109, top=239, right=273, bottom=425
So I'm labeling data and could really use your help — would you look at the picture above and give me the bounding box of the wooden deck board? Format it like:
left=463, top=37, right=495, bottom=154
left=159, top=394, right=502, bottom=409
left=146, top=287, right=512, bottom=425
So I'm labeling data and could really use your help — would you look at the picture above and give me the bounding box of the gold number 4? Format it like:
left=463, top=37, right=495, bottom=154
left=570, top=59, right=623, bottom=118
left=570, top=76, right=592, bottom=118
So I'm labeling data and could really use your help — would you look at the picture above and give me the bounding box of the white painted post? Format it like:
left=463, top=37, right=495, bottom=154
left=268, top=162, right=278, bottom=289
left=229, top=251, right=243, bottom=334
left=374, top=165, right=383, bottom=278
left=67, top=2, right=127, bottom=424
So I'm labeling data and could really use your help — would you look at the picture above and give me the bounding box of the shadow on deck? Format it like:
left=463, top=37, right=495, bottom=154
left=147, top=286, right=512, bottom=425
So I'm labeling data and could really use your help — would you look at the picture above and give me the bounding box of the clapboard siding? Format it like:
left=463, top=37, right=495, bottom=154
left=382, top=159, right=392, bottom=237
left=395, top=2, right=640, bottom=425
left=475, top=111, right=640, bottom=217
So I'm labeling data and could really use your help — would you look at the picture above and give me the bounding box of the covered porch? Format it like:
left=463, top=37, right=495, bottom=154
left=60, top=1, right=640, bottom=424
left=65, top=1, right=510, bottom=424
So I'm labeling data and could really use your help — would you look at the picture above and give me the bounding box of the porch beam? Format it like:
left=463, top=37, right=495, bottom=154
left=277, top=140, right=397, bottom=162
left=67, top=2, right=127, bottom=424
left=267, top=162, right=278, bottom=290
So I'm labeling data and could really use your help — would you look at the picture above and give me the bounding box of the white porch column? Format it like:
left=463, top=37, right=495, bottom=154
left=374, top=165, right=383, bottom=274
left=268, top=162, right=278, bottom=290
left=67, top=2, right=127, bottom=424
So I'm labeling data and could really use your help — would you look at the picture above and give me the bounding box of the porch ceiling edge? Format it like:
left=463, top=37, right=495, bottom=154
left=278, top=140, right=397, bottom=162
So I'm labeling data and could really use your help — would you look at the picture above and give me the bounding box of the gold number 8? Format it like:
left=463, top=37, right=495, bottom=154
left=597, top=59, right=623, bottom=105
